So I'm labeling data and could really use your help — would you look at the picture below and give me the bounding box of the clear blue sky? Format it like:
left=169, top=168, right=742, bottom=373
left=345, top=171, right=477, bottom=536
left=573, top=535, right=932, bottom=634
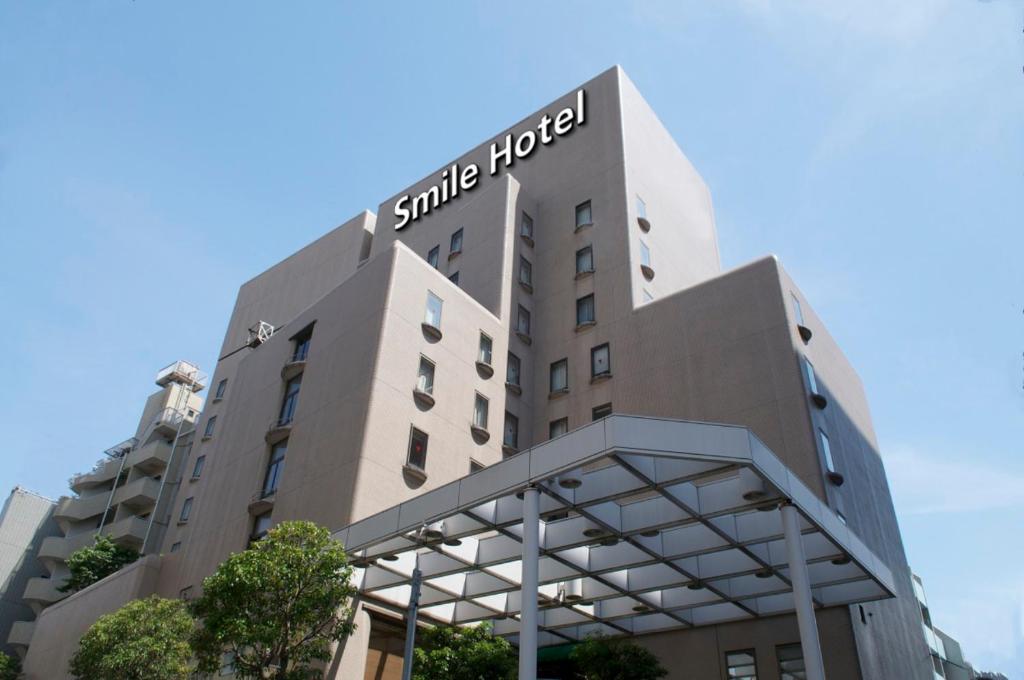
left=1, top=1, right=1021, bottom=675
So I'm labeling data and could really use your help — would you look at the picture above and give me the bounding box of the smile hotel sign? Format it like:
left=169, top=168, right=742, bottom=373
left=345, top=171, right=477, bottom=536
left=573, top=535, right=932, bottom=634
left=394, top=89, right=587, bottom=230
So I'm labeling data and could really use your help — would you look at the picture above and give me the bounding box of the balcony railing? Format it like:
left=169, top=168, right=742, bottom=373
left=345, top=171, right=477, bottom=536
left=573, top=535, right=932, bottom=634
left=156, top=360, right=206, bottom=391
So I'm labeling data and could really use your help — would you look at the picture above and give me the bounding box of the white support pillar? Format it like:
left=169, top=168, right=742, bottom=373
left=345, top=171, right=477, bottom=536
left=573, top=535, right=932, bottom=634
left=781, top=502, right=827, bottom=680
left=519, top=486, right=540, bottom=680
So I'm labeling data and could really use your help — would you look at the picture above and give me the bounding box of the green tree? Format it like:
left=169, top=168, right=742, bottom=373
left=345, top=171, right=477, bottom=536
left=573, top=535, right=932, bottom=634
left=60, top=534, right=139, bottom=593
left=0, top=651, right=21, bottom=680
left=190, top=520, right=356, bottom=680
left=68, top=596, right=194, bottom=680
left=411, top=623, right=516, bottom=680
left=570, top=635, right=667, bottom=680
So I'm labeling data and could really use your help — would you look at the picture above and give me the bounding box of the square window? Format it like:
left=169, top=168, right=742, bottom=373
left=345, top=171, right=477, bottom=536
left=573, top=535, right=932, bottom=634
left=575, top=246, right=593, bottom=274
left=517, top=305, right=531, bottom=337
left=473, top=393, right=489, bottom=429
left=519, top=257, right=533, bottom=287
left=592, top=403, right=612, bottom=421
left=575, top=200, right=592, bottom=228
left=576, top=294, right=595, bottom=326
left=448, top=271, right=460, bottom=286
left=507, top=352, right=521, bottom=386
left=520, top=212, right=534, bottom=240
left=179, top=497, right=193, bottom=523
left=791, top=292, right=805, bottom=325
left=639, top=240, right=652, bottom=267
left=819, top=430, right=836, bottom=472
left=550, top=358, right=568, bottom=393
left=549, top=418, right=568, bottom=439
left=407, top=428, right=428, bottom=471
left=479, top=333, right=493, bottom=365
left=263, top=441, right=287, bottom=497
left=503, top=412, right=519, bottom=448
left=417, top=356, right=435, bottom=394
left=636, top=195, right=647, bottom=219
left=170, top=542, right=181, bottom=553
left=203, top=416, right=216, bottom=438
left=591, top=343, right=611, bottom=378
left=425, top=292, right=443, bottom=328
left=725, top=649, right=758, bottom=679
left=427, top=245, right=440, bottom=268
left=803, top=357, right=818, bottom=394
left=777, top=644, right=805, bottom=680
left=450, top=228, right=464, bottom=255
left=191, top=455, right=206, bottom=480
left=214, top=379, right=227, bottom=400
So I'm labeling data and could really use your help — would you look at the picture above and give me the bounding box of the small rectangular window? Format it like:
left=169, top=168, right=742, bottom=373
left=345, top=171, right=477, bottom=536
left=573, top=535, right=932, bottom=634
left=425, top=291, right=443, bottom=328
left=179, top=497, right=193, bottom=523
left=417, top=356, right=435, bottom=394
left=575, top=200, right=592, bottom=228
left=450, top=228, right=464, bottom=255
left=517, top=305, right=531, bottom=337
left=549, top=418, right=568, bottom=438
left=407, top=427, right=428, bottom=470
left=636, top=195, right=647, bottom=219
left=507, top=352, right=521, bottom=386
left=575, top=246, right=593, bottom=274
left=592, top=403, right=612, bottom=421
left=520, top=212, right=534, bottom=240
left=263, top=441, right=287, bottom=497
left=214, top=379, right=227, bottom=400
left=252, top=512, right=272, bottom=541
left=777, top=644, right=805, bottom=680
left=191, top=455, right=206, bottom=480
left=803, top=357, right=819, bottom=394
left=448, top=271, right=460, bottom=286
left=470, top=459, right=484, bottom=473
left=203, top=416, right=217, bottom=438
left=473, top=393, right=489, bottom=430
left=427, top=245, right=440, bottom=268
left=279, top=375, right=302, bottom=425
left=576, top=294, right=595, bottom=326
left=639, top=240, right=652, bottom=267
left=478, top=333, right=493, bottom=365
left=591, top=343, right=611, bottom=378
left=503, top=412, right=519, bottom=449
left=170, top=542, right=181, bottom=553
left=791, top=292, right=805, bottom=325
left=292, top=329, right=312, bottom=362
left=550, top=359, right=568, bottom=393
left=819, top=429, right=836, bottom=472
left=519, top=256, right=533, bottom=288
left=725, top=649, right=758, bottom=679
left=642, top=289, right=654, bottom=303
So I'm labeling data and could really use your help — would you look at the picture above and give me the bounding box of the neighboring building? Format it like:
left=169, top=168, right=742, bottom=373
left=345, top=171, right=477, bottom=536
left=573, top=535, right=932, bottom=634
left=19, top=67, right=944, bottom=679
left=0, top=487, right=58, bottom=659
left=913, top=572, right=980, bottom=680
left=10, top=362, right=203, bottom=658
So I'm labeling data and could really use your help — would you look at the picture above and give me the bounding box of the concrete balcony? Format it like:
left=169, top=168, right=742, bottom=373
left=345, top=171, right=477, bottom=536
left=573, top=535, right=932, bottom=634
left=7, top=620, right=35, bottom=648
left=113, top=476, right=161, bottom=511
left=54, top=491, right=110, bottom=525
left=38, top=532, right=95, bottom=569
left=104, top=515, right=149, bottom=549
left=156, top=360, right=206, bottom=391
left=23, top=577, right=64, bottom=606
left=69, top=457, right=120, bottom=494
left=126, top=439, right=172, bottom=475
left=151, top=408, right=185, bottom=439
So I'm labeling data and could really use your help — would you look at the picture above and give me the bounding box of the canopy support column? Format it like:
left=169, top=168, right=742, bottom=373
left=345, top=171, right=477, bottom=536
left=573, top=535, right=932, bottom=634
left=782, top=501, right=826, bottom=680
left=399, top=565, right=422, bottom=680
left=519, top=486, right=540, bottom=680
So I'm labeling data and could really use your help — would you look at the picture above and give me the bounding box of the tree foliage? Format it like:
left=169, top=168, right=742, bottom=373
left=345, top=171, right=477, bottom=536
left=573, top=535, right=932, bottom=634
left=190, top=520, right=356, bottom=680
left=60, top=534, right=139, bottom=593
left=570, top=635, right=668, bottom=680
left=0, top=651, right=20, bottom=680
left=411, top=623, right=516, bottom=680
left=68, top=596, right=194, bottom=680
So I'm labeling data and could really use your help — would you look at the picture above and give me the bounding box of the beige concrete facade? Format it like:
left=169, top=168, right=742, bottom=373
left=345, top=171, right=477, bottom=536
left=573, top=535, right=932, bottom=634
left=19, top=67, right=932, bottom=679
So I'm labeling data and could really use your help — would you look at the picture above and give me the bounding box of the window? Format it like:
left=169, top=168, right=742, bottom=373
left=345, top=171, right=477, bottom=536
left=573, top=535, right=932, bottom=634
left=448, top=271, right=460, bottom=286
left=425, top=291, right=443, bottom=328
left=170, top=542, right=181, bottom=553
left=791, top=292, right=805, bottom=325
left=592, top=403, right=612, bottom=421
left=450, top=228, right=463, bottom=255
left=519, top=256, right=533, bottom=288
left=263, top=441, right=287, bottom=497
left=292, top=328, right=312, bottom=362
left=503, top=412, right=519, bottom=449
left=550, top=359, right=568, bottom=393
left=517, top=305, right=531, bottom=337
left=252, top=512, right=272, bottom=541
left=507, top=352, right=521, bottom=386
left=777, top=644, right=805, bottom=680
left=725, top=650, right=758, bottom=679
left=819, top=429, right=836, bottom=472
left=219, top=652, right=236, bottom=677
left=214, top=379, right=227, bottom=400
left=407, top=428, right=428, bottom=470
left=473, top=393, right=489, bottom=430
left=179, top=585, right=193, bottom=600
left=191, top=455, right=206, bottom=480
left=591, top=343, right=611, bottom=378
left=576, top=245, right=593, bottom=274
left=520, top=212, right=534, bottom=240
left=279, top=375, right=302, bottom=425
left=470, top=460, right=484, bottom=473
left=803, top=357, right=819, bottom=393
left=479, top=333, right=493, bottom=365
left=549, top=418, right=568, bottom=438
left=636, top=195, right=647, bottom=219
left=642, top=289, right=654, bottom=303
left=575, top=200, right=592, bottom=228
left=639, top=240, right=652, bottom=268
left=203, top=416, right=217, bottom=438
left=576, top=294, right=595, bottom=326
left=417, top=356, right=435, bottom=394
left=179, top=497, right=193, bottom=523
left=427, top=245, right=440, bottom=268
